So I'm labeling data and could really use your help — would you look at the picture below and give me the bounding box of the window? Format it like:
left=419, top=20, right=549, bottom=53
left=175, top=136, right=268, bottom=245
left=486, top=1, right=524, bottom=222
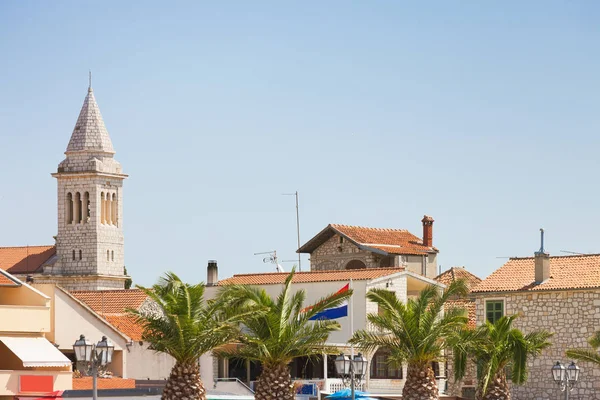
left=370, top=349, right=402, bottom=379
left=67, top=193, right=73, bottom=224
left=79, top=250, right=82, bottom=260
left=72, top=250, right=76, bottom=261
left=339, top=236, right=344, bottom=244
left=486, top=300, right=504, bottom=324
left=111, top=250, right=114, bottom=261
left=107, top=250, right=110, bottom=261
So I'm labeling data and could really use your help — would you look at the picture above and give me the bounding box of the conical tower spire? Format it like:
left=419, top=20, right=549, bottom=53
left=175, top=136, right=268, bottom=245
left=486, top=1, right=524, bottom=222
left=66, top=85, right=115, bottom=154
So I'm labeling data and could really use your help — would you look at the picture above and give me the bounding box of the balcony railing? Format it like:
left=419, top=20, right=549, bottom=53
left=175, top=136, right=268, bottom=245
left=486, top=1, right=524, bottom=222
left=0, top=305, right=50, bottom=333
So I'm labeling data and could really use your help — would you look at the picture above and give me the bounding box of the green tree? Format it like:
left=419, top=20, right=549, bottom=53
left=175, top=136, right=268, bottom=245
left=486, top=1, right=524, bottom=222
left=566, top=330, right=600, bottom=367
left=129, top=272, right=245, bottom=400
left=217, top=268, right=352, bottom=400
left=450, top=315, right=552, bottom=400
left=349, top=281, right=469, bottom=400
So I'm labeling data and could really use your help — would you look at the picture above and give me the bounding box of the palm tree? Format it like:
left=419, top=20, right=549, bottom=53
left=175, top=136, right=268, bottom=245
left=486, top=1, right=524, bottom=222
left=450, top=315, right=552, bottom=400
left=566, top=330, right=600, bottom=367
left=129, top=272, right=245, bottom=400
left=349, top=280, right=469, bottom=400
left=217, top=268, right=352, bottom=400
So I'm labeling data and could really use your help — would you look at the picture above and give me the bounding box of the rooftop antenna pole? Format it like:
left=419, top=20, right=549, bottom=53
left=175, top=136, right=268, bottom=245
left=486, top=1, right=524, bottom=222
left=538, top=228, right=545, bottom=254
left=89, top=70, right=92, bottom=89
left=283, top=191, right=301, bottom=271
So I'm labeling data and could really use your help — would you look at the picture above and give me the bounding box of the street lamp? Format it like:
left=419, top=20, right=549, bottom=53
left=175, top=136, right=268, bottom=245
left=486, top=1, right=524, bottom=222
left=73, top=335, right=114, bottom=400
left=335, top=352, right=368, bottom=400
left=552, top=361, right=580, bottom=400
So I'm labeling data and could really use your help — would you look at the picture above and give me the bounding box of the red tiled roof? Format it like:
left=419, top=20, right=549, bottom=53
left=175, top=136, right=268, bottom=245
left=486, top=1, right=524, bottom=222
left=446, top=299, right=477, bottom=328
left=435, top=267, right=482, bottom=291
left=435, top=267, right=480, bottom=328
left=219, top=267, right=404, bottom=286
left=0, top=269, right=21, bottom=287
left=72, top=377, right=136, bottom=390
left=69, top=289, right=148, bottom=314
left=298, top=223, right=436, bottom=255
left=104, top=315, right=144, bottom=341
left=472, top=254, right=600, bottom=293
left=0, top=245, right=56, bottom=274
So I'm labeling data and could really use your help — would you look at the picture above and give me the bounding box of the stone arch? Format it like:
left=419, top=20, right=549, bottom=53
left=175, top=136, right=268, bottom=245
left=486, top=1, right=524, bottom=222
left=345, top=259, right=367, bottom=270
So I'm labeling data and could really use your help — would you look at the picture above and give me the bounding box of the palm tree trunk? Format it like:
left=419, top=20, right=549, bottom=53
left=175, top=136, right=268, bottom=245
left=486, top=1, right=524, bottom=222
left=402, top=363, right=439, bottom=400
left=254, top=362, right=294, bottom=400
left=162, top=360, right=206, bottom=400
left=478, top=370, right=510, bottom=400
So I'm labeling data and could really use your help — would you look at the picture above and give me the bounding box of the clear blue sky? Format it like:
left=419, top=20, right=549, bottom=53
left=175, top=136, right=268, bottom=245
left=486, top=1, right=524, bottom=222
left=1, top=1, right=599, bottom=287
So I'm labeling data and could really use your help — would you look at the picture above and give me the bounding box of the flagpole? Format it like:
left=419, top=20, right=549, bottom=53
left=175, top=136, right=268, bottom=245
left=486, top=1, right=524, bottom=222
left=350, top=278, right=355, bottom=400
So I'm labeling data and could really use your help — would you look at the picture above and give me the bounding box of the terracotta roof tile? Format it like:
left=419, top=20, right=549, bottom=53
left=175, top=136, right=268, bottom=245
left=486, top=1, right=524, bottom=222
left=72, top=377, right=135, bottom=390
left=104, top=315, right=144, bottom=341
left=0, top=269, right=21, bottom=287
left=446, top=299, right=477, bottom=328
left=0, top=245, right=56, bottom=274
left=69, top=289, right=148, bottom=314
left=298, top=224, right=436, bottom=255
left=472, top=254, right=600, bottom=293
left=435, top=267, right=482, bottom=291
left=219, top=267, right=404, bottom=286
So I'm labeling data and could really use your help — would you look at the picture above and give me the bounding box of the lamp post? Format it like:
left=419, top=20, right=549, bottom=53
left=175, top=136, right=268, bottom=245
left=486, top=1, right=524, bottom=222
left=335, top=352, right=368, bottom=400
left=73, top=334, right=114, bottom=400
left=551, top=361, right=580, bottom=400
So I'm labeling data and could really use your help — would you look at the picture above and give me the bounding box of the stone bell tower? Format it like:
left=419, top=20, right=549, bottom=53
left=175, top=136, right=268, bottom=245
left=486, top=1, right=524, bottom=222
left=48, top=83, right=128, bottom=290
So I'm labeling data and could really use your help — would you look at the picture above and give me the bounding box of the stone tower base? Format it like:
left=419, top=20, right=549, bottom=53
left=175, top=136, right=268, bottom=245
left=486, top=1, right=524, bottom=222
left=12, top=273, right=127, bottom=291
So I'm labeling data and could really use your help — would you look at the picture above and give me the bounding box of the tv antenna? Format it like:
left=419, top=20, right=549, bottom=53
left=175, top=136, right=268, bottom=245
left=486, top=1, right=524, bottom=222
left=254, top=250, right=285, bottom=272
left=282, top=191, right=301, bottom=271
left=560, top=250, right=585, bottom=255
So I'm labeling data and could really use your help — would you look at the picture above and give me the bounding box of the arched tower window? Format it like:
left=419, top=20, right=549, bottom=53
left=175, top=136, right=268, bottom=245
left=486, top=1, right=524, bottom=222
left=106, top=192, right=112, bottom=225
left=84, top=192, right=90, bottom=222
left=111, top=250, right=114, bottom=261
left=67, top=193, right=73, bottom=224
left=100, top=192, right=106, bottom=224
left=107, top=250, right=110, bottom=261
left=72, top=250, right=76, bottom=261
left=74, top=192, right=81, bottom=223
left=345, top=260, right=367, bottom=270
left=111, top=193, right=117, bottom=226
left=79, top=250, right=82, bottom=260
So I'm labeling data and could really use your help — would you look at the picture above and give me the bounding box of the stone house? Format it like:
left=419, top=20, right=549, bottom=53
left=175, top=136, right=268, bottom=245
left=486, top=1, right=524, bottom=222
left=435, top=267, right=482, bottom=399
left=297, top=216, right=439, bottom=279
left=471, top=250, right=600, bottom=399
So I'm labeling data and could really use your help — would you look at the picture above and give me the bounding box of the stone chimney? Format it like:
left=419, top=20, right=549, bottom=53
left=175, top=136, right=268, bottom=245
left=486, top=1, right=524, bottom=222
left=535, top=229, right=550, bottom=283
left=422, top=215, right=434, bottom=247
left=207, top=260, right=218, bottom=286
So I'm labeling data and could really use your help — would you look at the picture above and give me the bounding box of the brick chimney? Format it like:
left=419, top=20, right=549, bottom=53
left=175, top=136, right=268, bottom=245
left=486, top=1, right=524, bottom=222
left=422, top=215, right=434, bottom=247
left=535, top=229, right=550, bottom=283
left=207, top=260, right=218, bottom=286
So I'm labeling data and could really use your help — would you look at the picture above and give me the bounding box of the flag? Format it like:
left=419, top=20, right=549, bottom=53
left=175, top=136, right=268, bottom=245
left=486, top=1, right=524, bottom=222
left=307, top=283, right=349, bottom=320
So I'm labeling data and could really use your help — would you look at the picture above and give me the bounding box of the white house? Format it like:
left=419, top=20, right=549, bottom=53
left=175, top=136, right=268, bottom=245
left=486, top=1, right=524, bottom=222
left=202, top=264, right=446, bottom=396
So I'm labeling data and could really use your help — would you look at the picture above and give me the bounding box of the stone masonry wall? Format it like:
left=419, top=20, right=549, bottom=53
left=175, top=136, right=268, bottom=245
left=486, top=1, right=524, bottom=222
left=310, top=234, right=383, bottom=271
left=475, top=290, right=600, bottom=400
left=14, top=274, right=125, bottom=291
left=54, top=173, right=125, bottom=289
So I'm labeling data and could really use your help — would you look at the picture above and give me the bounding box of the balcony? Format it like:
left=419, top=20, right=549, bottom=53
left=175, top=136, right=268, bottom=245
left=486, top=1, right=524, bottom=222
left=0, top=305, right=50, bottom=333
left=0, top=370, right=72, bottom=396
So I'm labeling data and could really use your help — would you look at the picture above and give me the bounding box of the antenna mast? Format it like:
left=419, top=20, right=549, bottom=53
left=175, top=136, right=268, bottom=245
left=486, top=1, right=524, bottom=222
left=283, top=191, right=301, bottom=271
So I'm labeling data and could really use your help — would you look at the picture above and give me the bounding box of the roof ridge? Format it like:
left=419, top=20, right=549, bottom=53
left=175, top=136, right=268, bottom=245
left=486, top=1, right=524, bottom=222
left=509, top=253, right=600, bottom=260
left=70, top=288, right=144, bottom=293
left=230, top=267, right=404, bottom=278
left=331, top=224, right=409, bottom=232
left=0, top=245, right=55, bottom=250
